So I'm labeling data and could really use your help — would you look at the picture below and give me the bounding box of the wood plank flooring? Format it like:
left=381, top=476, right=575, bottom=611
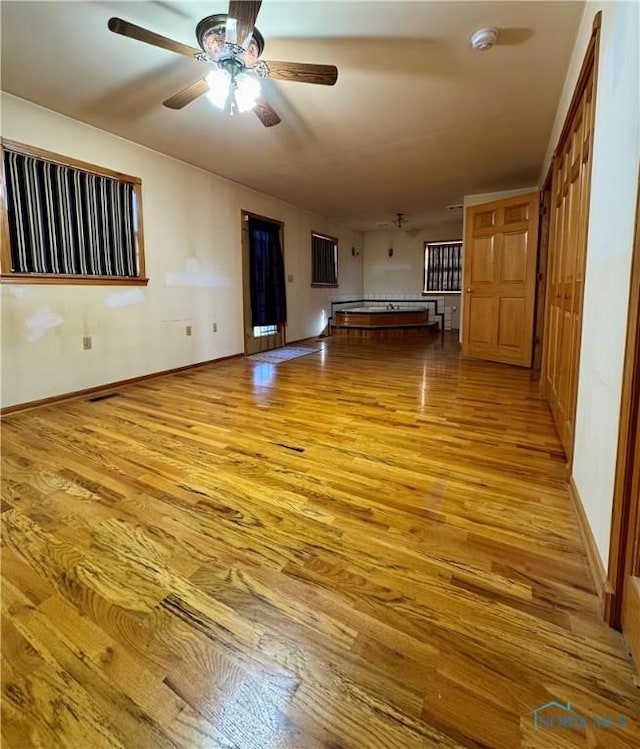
left=1, top=334, right=638, bottom=748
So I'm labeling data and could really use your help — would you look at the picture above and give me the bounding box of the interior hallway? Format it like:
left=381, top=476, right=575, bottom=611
left=1, top=334, right=638, bottom=748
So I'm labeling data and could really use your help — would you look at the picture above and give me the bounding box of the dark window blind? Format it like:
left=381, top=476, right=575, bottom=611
left=4, top=149, right=138, bottom=277
left=311, top=233, right=337, bottom=285
left=424, top=241, right=462, bottom=292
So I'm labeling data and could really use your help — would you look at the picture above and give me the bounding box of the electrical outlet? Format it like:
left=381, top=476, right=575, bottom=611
left=83, top=336, right=92, bottom=350
left=185, top=325, right=192, bottom=336
left=212, top=322, right=218, bottom=333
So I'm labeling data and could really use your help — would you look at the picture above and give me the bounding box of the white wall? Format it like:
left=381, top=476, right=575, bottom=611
left=363, top=223, right=462, bottom=329
left=0, top=94, right=363, bottom=408
left=566, top=2, right=640, bottom=566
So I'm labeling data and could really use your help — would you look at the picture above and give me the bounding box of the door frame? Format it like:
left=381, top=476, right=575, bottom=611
left=607, top=173, right=640, bottom=629
left=533, top=167, right=553, bottom=372
left=241, top=210, right=287, bottom=355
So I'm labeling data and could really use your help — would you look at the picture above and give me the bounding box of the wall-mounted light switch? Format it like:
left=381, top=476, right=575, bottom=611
left=212, top=322, right=218, bottom=333
left=83, top=336, right=92, bottom=350
left=186, top=325, right=192, bottom=336
left=287, top=274, right=294, bottom=283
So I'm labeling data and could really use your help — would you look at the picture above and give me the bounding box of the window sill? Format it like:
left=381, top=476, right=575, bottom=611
left=1, top=274, right=149, bottom=286
left=311, top=283, right=339, bottom=288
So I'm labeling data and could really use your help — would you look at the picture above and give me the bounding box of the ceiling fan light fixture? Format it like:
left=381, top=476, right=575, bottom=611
left=205, top=68, right=232, bottom=109
left=235, top=72, right=261, bottom=113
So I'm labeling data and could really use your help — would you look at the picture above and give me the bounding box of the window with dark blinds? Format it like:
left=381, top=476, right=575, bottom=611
left=423, top=241, right=463, bottom=293
left=1, top=141, right=146, bottom=283
left=311, top=232, right=338, bottom=286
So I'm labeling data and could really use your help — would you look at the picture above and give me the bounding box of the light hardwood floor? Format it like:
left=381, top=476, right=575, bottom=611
left=1, top=334, right=638, bottom=748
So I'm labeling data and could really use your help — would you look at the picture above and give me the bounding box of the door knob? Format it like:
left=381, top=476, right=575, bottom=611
left=466, top=287, right=472, bottom=293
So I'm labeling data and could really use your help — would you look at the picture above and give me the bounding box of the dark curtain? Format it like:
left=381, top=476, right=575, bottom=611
left=248, top=217, right=287, bottom=326
left=312, top=234, right=337, bottom=284
left=425, top=242, right=462, bottom=292
left=4, top=149, right=137, bottom=276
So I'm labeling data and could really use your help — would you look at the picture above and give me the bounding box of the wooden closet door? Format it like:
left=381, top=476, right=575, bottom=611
left=543, top=67, right=596, bottom=460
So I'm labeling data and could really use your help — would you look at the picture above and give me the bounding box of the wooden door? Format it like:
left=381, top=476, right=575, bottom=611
left=462, top=192, right=539, bottom=367
left=545, top=72, right=595, bottom=456
left=542, top=17, right=599, bottom=461
left=241, top=212, right=286, bottom=355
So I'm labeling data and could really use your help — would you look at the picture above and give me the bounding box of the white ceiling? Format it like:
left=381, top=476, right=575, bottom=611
left=0, top=1, right=583, bottom=232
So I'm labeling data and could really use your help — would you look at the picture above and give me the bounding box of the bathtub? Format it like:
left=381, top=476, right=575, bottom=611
left=345, top=305, right=427, bottom=313
left=331, top=305, right=438, bottom=337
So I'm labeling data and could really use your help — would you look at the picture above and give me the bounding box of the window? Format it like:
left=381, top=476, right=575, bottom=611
left=423, top=241, right=462, bottom=293
left=311, top=232, right=338, bottom=287
left=253, top=324, right=278, bottom=337
left=1, top=139, right=147, bottom=284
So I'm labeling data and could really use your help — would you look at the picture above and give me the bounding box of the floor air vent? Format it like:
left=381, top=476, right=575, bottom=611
left=86, top=392, right=121, bottom=403
left=275, top=442, right=305, bottom=453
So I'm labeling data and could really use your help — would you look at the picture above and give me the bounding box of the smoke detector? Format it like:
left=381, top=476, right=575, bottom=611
left=470, top=27, right=498, bottom=51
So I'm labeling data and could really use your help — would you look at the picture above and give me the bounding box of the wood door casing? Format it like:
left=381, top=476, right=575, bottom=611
left=542, top=14, right=599, bottom=462
left=609, top=174, right=640, bottom=653
left=621, top=422, right=640, bottom=666
left=462, top=193, right=539, bottom=367
left=533, top=172, right=552, bottom=371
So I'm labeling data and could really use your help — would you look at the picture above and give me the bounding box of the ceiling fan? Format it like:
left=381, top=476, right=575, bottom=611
left=108, top=1, right=338, bottom=127
left=393, top=212, right=409, bottom=229
left=378, top=213, right=410, bottom=229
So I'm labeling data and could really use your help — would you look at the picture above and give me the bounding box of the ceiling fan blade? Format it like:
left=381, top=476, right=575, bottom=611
left=254, top=97, right=281, bottom=127
left=108, top=17, right=201, bottom=58
left=226, top=1, right=262, bottom=48
left=163, top=79, right=209, bottom=110
left=262, top=60, right=338, bottom=86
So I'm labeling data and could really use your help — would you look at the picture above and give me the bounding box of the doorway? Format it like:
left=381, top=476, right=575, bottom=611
left=241, top=211, right=287, bottom=355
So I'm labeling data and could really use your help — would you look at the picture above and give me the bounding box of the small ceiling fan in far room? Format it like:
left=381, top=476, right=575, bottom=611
left=108, top=1, right=338, bottom=127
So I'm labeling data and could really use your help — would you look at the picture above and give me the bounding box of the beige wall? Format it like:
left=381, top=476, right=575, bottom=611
left=0, top=94, right=363, bottom=408
left=563, top=2, right=639, bottom=566
left=362, top=223, right=462, bottom=328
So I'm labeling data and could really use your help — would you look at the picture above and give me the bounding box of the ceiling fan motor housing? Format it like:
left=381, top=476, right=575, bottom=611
left=195, top=14, right=265, bottom=58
